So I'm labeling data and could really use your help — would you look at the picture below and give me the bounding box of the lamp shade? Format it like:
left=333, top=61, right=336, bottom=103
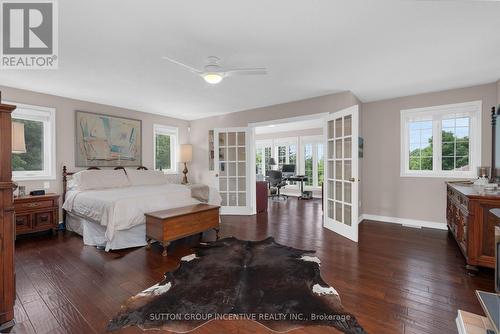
left=12, top=122, right=26, bottom=154
left=180, top=144, right=193, bottom=163
left=268, top=158, right=276, bottom=166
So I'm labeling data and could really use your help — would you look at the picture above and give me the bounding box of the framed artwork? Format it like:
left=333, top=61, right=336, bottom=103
left=75, top=111, right=142, bottom=167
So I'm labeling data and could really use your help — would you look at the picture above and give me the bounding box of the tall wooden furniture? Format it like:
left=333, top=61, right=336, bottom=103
left=0, top=102, right=16, bottom=330
left=14, top=194, right=60, bottom=235
left=256, top=181, right=268, bottom=213
left=446, top=182, right=500, bottom=273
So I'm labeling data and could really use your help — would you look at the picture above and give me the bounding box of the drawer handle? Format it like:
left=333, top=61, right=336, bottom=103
left=26, top=203, right=40, bottom=208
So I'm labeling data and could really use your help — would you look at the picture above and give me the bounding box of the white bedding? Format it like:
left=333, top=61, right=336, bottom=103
left=63, top=184, right=221, bottom=244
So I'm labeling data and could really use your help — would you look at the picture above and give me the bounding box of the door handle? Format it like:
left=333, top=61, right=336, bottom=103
left=349, top=178, right=360, bottom=182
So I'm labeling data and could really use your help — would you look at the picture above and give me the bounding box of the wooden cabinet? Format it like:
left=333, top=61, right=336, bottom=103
left=447, top=182, right=500, bottom=272
left=14, top=194, right=59, bottom=235
left=0, top=102, right=16, bottom=330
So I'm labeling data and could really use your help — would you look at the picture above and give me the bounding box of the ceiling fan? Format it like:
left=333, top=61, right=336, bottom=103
left=161, top=56, right=267, bottom=84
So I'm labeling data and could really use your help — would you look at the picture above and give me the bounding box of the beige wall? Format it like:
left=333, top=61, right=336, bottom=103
left=190, top=91, right=360, bottom=185
left=497, top=80, right=500, bottom=106
left=1, top=85, right=190, bottom=208
left=361, top=83, right=497, bottom=225
left=255, top=128, right=322, bottom=141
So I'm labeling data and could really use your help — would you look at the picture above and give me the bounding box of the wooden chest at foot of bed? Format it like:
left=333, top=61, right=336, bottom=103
left=145, top=204, right=220, bottom=256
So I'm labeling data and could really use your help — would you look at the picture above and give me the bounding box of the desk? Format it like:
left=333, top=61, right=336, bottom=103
left=284, top=175, right=309, bottom=200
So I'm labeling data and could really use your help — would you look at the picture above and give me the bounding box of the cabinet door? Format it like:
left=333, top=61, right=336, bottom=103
left=34, top=211, right=53, bottom=229
left=15, top=213, right=31, bottom=233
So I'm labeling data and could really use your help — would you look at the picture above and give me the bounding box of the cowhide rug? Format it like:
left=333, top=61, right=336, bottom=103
left=107, top=237, right=367, bottom=333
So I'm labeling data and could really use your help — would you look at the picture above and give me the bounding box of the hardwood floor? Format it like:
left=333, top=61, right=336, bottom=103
left=11, top=198, right=494, bottom=334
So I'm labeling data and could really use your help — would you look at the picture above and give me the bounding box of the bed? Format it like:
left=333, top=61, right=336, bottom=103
left=62, top=166, right=221, bottom=251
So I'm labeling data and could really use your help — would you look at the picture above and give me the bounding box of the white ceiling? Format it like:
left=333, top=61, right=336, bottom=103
left=255, top=118, right=323, bottom=134
left=1, top=0, right=499, bottom=120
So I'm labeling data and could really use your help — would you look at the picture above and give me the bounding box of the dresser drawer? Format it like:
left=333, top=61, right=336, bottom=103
left=15, top=213, right=31, bottom=233
left=34, top=211, right=54, bottom=228
left=15, top=200, right=54, bottom=212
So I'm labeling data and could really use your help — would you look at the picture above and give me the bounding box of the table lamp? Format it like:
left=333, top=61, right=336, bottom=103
left=12, top=122, right=26, bottom=192
left=180, top=144, right=192, bottom=185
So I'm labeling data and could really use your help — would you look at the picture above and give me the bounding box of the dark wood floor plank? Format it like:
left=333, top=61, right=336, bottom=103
left=13, top=198, right=494, bottom=334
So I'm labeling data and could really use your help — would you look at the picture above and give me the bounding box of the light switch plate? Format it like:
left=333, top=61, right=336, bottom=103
left=43, top=181, right=50, bottom=189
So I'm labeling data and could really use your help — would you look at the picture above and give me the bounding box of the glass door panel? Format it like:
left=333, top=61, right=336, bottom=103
left=215, top=128, right=251, bottom=214
left=324, top=105, right=359, bottom=242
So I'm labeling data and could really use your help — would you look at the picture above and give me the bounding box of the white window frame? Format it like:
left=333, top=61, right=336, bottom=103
left=400, top=100, right=482, bottom=178
left=11, top=102, right=56, bottom=181
left=153, top=124, right=178, bottom=173
left=300, top=135, right=324, bottom=188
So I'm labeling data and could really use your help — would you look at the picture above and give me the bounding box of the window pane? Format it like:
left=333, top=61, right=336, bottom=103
left=264, top=147, right=272, bottom=172
left=407, top=120, right=432, bottom=171
left=278, top=146, right=286, bottom=169
left=255, top=148, right=263, bottom=175
left=441, top=116, right=470, bottom=172
left=409, top=157, right=420, bottom=170
left=12, top=119, right=44, bottom=172
left=304, top=144, right=313, bottom=186
left=442, top=157, right=454, bottom=171
left=155, top=134, right=171, bottom=170
left=456, top=156, right=469, bottom=170
left=421, top=157, right=432, bottom=170
left=317, top=144, right=324, bottom=185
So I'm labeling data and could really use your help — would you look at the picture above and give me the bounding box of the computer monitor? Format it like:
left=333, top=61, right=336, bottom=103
left=282, top=164, right=296, bottom=174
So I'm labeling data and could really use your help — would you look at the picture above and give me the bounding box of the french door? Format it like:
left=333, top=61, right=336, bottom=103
left=323, top=105, right=360, bottom=242
left=214, top=128, right=253, bottom=215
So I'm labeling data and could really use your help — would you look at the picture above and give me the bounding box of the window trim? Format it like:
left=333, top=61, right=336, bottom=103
left=153, top=124, right=178, bottom=174
left=400, top=100, right=482, bottom=178
left=10, top=102, right=56, bottom=181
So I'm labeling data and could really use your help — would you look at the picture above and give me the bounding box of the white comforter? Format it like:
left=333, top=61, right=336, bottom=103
left=62, top=184, right=221, bottom=242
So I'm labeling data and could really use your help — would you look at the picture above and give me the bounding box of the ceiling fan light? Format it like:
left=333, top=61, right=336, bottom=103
left=203, top=73, right=223, bottom=84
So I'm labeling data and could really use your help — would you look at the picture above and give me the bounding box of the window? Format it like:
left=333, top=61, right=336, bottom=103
left=401, top=101, right=481, bottom=177
left=301, top=136, right=324, bottom=187
left=153, top=125, right=178, bottom=173
left=11, top=103, right=56, bottom=181
left=256, top=140, right=272, bottom=175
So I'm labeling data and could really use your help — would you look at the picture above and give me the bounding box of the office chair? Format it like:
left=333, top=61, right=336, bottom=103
left=268, top=170, right=288, bottom=201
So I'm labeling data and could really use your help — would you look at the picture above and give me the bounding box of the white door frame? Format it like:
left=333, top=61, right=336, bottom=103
left=248, top=112, right=329, bottom=216
left=323, top=105, right=359, bottom=242
left=214, top=127, right=255, bottom=215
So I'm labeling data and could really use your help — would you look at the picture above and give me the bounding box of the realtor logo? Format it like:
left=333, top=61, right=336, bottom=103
left=1, top=0, right=58, bottom=69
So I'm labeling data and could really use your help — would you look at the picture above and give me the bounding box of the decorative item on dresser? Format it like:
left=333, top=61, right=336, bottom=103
left=446, top=182, right=500, bottom=274
left=0, top=100, right=17, bottom=331
left=14, top=194, right=60, bottom=235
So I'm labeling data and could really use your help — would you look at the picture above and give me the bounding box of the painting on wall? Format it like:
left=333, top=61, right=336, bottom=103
left=75, top=111, right=142, bottom=167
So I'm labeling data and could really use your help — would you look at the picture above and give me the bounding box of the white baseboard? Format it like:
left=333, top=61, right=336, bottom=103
left=359, top=214, right=447, bottom=231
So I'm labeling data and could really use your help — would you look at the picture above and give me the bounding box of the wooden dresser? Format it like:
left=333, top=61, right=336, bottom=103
left=0, top=102, right=16, bottom=330
left=447, top=182, right=500, bottom=273
left=14, top=194, right=60, bottom=235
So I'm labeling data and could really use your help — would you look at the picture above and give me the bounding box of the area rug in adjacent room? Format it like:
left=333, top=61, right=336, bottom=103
left=108, top=237, right=367, bottom=334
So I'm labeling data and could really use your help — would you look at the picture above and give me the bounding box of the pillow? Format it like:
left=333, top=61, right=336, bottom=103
left=72, top=169, right=130, bottom=190
left=126, top=169, right=169, bottom=186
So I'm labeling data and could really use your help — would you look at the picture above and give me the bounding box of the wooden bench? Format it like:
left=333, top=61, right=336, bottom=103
left=145, top=204, right=220, bottom=256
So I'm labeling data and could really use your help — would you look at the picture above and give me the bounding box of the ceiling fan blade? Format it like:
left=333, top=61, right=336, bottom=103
left=161, top=56, right=202, bottom=74
left=223, top=68, right=267, bottom=77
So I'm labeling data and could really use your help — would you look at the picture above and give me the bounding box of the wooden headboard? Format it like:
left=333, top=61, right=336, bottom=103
left=62, top=165, right=148, bottom=223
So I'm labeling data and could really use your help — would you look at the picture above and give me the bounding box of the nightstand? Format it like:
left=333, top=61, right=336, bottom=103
left=14, top=194, right=60, bottom=236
